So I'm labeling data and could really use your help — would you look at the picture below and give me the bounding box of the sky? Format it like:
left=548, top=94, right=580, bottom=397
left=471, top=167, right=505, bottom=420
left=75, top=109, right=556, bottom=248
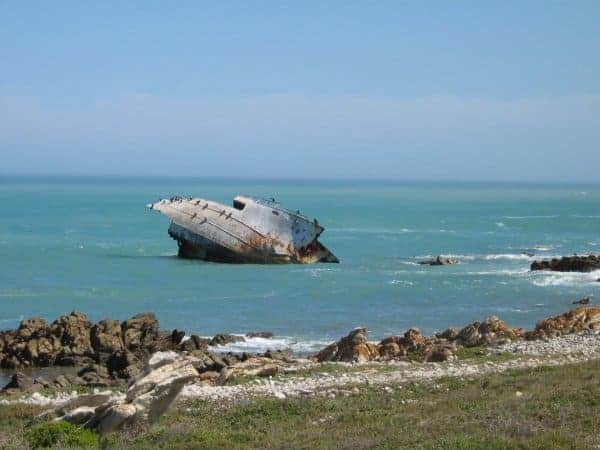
left=1, top=1, right=599, bottom=181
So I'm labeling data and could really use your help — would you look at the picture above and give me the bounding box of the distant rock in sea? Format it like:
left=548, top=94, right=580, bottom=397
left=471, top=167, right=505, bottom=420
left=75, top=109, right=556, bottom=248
left=530, top=254, right=600, bottom=272
left=418, top=255, right=458, bottom=266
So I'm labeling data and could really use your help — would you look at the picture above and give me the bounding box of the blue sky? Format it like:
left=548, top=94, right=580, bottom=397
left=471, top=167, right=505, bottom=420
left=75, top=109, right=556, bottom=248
left=1, top=1, right=599, bottom=180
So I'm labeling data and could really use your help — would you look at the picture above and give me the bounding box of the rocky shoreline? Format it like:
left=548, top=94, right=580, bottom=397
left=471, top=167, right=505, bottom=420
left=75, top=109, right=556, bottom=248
left=2, top=306, right=600, bottom=396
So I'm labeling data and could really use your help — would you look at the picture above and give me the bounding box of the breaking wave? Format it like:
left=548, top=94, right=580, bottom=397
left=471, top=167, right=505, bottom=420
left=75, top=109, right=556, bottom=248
left=208, top=335, right=330, bottom=355
left=530, top=270, right=600, bottom=287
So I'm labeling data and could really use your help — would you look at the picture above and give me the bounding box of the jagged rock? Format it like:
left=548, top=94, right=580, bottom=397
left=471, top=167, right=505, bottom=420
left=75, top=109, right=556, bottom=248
left=57, top=353, right=198, bottom=434
left=436, top=327, right=459, bottom=340
left=246, top=331, right=274, bottom=339
left=418, top=256, right=458, bottom=266
left=526, top=307, right=600, bottom=339
left=180, top=335, right=210, bottom=352
left=107, top=350, right=142, bottom=379
left=17, top=318, right=48, bottom=340
left=401, top=328, right=425, bottom=351
left=573, top=296, right=591, bottom=305
left=1, top=372, right=33, bottom=391
left=424, top=344, right=456, bottom=362
left=531, top=254, right=600, bottom=272
left=121, top=313, right=159, bottom=354
left=314, top=327, right=379, bottom=363
left=51, top=311, right=94, bottom=362
left=77, top=364, right=114, bottom=386
left=261, top=349, right=294, bottom=362
left=91, top=320, right=123, bottom=354
left=457, top=323, right=481, bottom=347
left=378, top=342, right=405, bottom=360
left=210, top=334, right=245, bottom=346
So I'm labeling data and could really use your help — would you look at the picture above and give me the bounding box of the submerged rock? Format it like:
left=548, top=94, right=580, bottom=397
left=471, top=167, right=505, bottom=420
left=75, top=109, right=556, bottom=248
left=530, top=254, right=600, bottom=272
left=418, top=256, right=458, bottom=266
left=209, top=334, right=245, bottom=346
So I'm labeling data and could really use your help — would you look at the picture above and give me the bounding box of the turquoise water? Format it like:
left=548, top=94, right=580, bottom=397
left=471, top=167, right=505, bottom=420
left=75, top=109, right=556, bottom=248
left=1, top=177, right=599, bottom=352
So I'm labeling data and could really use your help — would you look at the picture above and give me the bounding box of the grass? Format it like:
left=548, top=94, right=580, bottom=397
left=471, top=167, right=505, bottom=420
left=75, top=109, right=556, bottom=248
left=454, top=346, right=518, bottom=362
left=2, top=359, right=600, bottom=449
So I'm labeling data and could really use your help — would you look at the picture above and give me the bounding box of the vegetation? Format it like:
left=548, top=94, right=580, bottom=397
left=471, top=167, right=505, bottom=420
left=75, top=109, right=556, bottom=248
left=26, top=421, right=98, bottom=449
left=1, top=359, right=599, bottom=449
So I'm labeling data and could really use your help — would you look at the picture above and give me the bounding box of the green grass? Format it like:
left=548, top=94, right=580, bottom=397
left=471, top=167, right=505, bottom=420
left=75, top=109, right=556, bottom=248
left=27, top=421, right=98, bottom=449
left=454, top=346, right=517, bottom=362
left=2, top=359, right=600, bottom=449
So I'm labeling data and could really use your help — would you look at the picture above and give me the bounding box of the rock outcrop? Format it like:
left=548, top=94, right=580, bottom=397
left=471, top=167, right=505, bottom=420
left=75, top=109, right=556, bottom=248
left=531, top=255, right=600, bottom=272
left=525, top=307, right=600, bottom=339
left=418, top=256, right=458, bottom=266
left=314, top=315, right=523, bottom=364
left=57, top=353, right=199, bottom=434
left=0, top=312, right=235, bottom=392
left=314, top=327, right=380, bottom=363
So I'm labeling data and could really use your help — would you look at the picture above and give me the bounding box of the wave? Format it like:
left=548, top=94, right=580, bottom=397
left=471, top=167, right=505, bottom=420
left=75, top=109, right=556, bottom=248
left=499, top=215, right=559, bottom=219
left=465, top=268, right=530, bottom=276
left=531, top=270, right=600, bottom=287
left=411, top=253, right=542, bottom=262
left=329, top=228, right=455, bottom=235
left=482, top=254, right=534, bottom=261
left=388, top=279, right=414, bottom=286
left=206, top=335, right=330, bottom=355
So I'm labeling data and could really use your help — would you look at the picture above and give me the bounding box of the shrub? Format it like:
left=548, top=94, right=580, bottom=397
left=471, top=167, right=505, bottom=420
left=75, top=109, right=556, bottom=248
left=26, top=421, right=97, bottom=448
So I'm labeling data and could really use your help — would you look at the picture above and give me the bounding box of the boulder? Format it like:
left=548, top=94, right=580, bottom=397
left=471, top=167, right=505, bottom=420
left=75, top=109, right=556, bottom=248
left=179, top=335, right=210, bottom=352
left=313, top=327, right=379, bottom=363
left=573, top=296, right=591, bottom=305
left=401, top=328, right=425, bottom=351
left=17, top=318, right=48, bottom=340
left=57, top=354, right=198, bottom=434
left=1, top=372, right=34, bottom=392
left=209, top=334, right=245, bottom=346
left=424, top=344, right=456, bottom=362
left=51, top=311, right=94, bottom=359
left=91, top=320, right=123, bottom=354
left=457, top=323, right=481, bottom=347
left=526, top=307, right=600, bottom=339
left=246, top=331, right=274, bottom=339
left=121, top=313, right=159, bottom=354
left=418, top=256, right=458, bottom=266
left=530, top=255, right=600, bottom=272
left=107, top=350, right=142, bottom=379
left=436, top=327, right=459, bottom=340
left=378, top=342, right=405, bottom=360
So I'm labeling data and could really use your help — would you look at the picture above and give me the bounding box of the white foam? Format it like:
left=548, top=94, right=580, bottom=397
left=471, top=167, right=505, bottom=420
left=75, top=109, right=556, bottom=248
left=483, top=254, right=534, bottom=261
left=500, top=215, right=559, bottom=219
left=388, top=280, right=414, bottom=286
left=0, top=390, right=77, bottom=407
left=210, top=336, right=330, bottom=355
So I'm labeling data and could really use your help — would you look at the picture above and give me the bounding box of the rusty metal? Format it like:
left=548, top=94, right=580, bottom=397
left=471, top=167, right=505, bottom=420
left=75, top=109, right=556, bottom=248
left=148, top=195, right=339, bottom=264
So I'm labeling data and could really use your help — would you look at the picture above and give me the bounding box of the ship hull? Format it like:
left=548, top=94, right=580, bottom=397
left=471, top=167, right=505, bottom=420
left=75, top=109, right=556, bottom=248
left=151, top=196, right=339, bottom=264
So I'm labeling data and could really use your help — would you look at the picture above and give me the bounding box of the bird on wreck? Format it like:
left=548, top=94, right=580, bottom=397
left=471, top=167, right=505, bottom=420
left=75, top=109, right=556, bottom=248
left=148, top=195, right=339, bottom=264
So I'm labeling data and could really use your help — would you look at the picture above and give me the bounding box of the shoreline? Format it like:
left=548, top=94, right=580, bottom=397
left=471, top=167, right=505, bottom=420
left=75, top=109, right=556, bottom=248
left=2, top=304, right=600, bottom=395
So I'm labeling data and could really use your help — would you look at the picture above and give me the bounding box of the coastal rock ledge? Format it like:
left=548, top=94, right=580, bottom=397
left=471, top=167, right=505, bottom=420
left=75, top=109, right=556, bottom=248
left=530, top=254, right=600, bottom=272
left=314, top=306, right=600, bottom=364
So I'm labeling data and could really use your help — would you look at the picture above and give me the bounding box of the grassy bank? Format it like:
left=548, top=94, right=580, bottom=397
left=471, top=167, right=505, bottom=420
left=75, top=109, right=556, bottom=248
left=2, top=359, right=600, bottom=449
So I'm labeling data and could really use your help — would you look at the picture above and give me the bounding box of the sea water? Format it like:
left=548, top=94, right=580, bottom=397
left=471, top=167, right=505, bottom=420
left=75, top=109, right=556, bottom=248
left=1, top=176, right=599, bottom=354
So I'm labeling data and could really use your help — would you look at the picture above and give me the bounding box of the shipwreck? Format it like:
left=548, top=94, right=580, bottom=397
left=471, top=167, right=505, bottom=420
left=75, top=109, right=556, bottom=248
left=149, top=195, right=339, bottom=264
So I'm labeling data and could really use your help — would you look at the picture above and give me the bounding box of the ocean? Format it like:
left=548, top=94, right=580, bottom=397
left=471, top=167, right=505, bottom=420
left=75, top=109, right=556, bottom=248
left=1, top=176, right=599, bottom=354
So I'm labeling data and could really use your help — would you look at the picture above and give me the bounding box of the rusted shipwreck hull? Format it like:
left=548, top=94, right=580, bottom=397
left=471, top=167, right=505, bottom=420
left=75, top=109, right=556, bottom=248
left=149, top=195, right=339, bottom=264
